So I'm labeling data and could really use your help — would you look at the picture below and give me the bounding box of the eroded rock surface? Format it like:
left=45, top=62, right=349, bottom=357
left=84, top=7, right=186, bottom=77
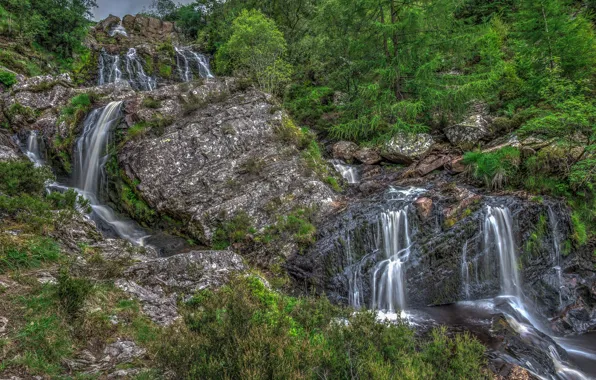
left=116, top=250, right=246, bottom=325
left=119, top=85, right=336, bottom=243
left=381, top=132, right=434, bottom=164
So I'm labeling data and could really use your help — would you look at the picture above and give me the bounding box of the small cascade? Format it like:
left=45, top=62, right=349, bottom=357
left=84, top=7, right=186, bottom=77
left=98, top=51, right=122, bottom=86
left=73, top=101, right=148, bottom=244
left=548, top=206, right=564, bottom=308
left=24, top=131, right=44, bottom=167
left=371, top=208, right=412, bottom=313
left=484, top=206, right=521, bottom=297
left=98, top=48, right=156, bottom=91
left=461, top=240, right=470, bottom=299
left=330, top=159, right=359, bottom=184
left=109, top=21, right=128, bottom=37
left=345, top=231, right=365, bottom=309
left=175, top=47, right=214, bottom=81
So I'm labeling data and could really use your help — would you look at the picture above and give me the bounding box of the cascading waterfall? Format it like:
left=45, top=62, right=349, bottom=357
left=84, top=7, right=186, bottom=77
left=74, top=101, right=148, bottom=244
left=331, top=159, right=359, bottom=184
left=98, top=48, right=156, bottom=91
left=461, top=240, right=470, bottom=299
left=24, top=131, right=44, bottom=167
left=109, top=21, right=128, bottom=37
left=175, top=47, right=214, bottom=81
left=484, top=206, right=521, bottom=298
left=371, top=207, right=413, bottom=313
left=345, top=231, right=365, bottom=309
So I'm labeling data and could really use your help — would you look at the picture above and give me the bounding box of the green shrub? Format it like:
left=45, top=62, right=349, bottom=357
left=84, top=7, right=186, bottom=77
left=0, top=161, right=52, bottom=196
left=154, top=276, right=487, bottom=379
left=571, top=211, right=588, bottom=246
left=142, top=97, right=161, bottom=109
left=57, top=270, right=92, bottom=320
left=463, top=147, right=521, bottom=190
left=212, top=211, right=253, bottom=249
left=0, top=69, right=17, bottom=87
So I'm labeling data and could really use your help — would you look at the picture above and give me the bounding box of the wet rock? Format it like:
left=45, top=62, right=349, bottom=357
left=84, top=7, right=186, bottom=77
left=414, top=197, right=433, bottom=220
left=444, top=102, right=493, bottom=145
left=332, top=141, right=359, bottom=162
left=381, top=132, right=434, bottom=164
left=354, top=147, right=382, bottom=165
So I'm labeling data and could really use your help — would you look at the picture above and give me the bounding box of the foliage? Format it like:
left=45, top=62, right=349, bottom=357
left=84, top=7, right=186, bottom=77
left=154, top=276, right=487, bottom=379
left=463, top=147, right=521, bottom=190
left=212, top=211, right=254, bottom=249
left=0, top=69, right=17, bottom=87
left=216, top=10, right=292, bottom=95
left=1, top=0, right=97, bottom=59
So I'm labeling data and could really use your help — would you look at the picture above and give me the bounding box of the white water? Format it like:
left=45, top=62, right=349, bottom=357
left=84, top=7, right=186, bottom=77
left=485, top=206, right=521, bottom=298
left=371, top=208, right=412, bottom=313
left=330, top=159, right=359, bottom=184
left=483, top=206, right=589, bottom=379
left=461, top=240, right=471, bottom=299
left=25, top=131, right=44, bottom=167
left=175, top=47, right=214, bottom=81
left=73, top=102, right=148, bottom=245
left=98, top=48, right=156, bottom=91
left=109, top=21, right=128, bottom=37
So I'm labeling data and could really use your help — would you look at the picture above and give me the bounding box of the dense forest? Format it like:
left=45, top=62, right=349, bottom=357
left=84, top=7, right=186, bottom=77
left=1, top=0, right=596, bottom=378
left=151, top=0, right=596, bottom=243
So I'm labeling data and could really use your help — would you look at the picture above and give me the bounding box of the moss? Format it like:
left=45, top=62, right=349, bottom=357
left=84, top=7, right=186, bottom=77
left=0, top=69, right=17, bottom=87
left=142, top=97, right=161, bottom=109
left=325, top=176, right=342, bottom=192
left=523, top=214, right=549, bottom=263
left=158, top=63, right=172, bottom=78
left=120, top=182, right=156, bottom=226
left=571, top=211, right=588, bottom=246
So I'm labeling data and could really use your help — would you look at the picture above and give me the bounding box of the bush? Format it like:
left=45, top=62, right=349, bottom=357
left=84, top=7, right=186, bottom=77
left=142, top=97, right=161, bottom=109
left=154, top=276, right=487, bottom=379
left=57, top=270, right=92, bottom=320
left=463, top=147, right=521, bottom=190
left=0, top=69, right=17, bottom=87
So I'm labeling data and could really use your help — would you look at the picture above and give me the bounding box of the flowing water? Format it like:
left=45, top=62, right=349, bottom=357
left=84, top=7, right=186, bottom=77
left=461, top=240, right=471, bottom=299
left=175, top=47, right=214, bottom=81
left=109, top=21, right=128, bottom=37
left=23, top=131, right=44, bottom=167
left=72, top=101, right=148, bottom=244
left=98, top=48, right=156, bottom=91
left=330, top=159, right=359, bottom=184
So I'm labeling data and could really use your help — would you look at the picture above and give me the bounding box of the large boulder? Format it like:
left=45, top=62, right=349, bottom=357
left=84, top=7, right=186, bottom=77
left=116, top=250, right=246, bottom=325
left=0, top=132, right=19, bottom=162
left=332, top=141, right=359, bottom=162
left=444, top=102, right=493, bottom=145
left=354, top=147, right=382, bottom=165
left=381, top=132, right=434, bottom=164
left=119, top=82, right=336, bottom=243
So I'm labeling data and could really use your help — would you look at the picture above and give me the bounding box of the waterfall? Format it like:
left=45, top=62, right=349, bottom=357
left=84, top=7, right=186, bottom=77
left=98, top=51, right=122, bottom=86
left=331, top=159, right=359, bottom=184
left=175, top=47, right=214, bottom=81
left=371, top=207, right=413, bottom=313
left=24, top=131, right=44, bottom=167
left=73, top=102, right=148, bottom=244
left=461, top=240, right=470, bottom=299
left=345, top=231, right=365, bottom=309
left=109, top=21, right=128, bottom=37
left=98, top=48, right=156, bottom=91
left=484, top=206, right=520, bottom=297
left=548, top=206, right=564, bottom=309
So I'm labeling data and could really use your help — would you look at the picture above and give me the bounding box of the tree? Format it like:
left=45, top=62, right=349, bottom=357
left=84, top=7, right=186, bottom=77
left=216, top=10, right=292, bottom=95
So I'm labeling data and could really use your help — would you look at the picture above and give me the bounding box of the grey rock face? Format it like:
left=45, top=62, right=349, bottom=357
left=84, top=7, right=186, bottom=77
left=381, top=132, right=434, bottom=164
left=444, top=102, right=493, bottom=145
left=116, top=250, right=246, bottom=325
left=119, top=86, right=336, bottom=243
left=0, top=132, right=19, bottom=162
